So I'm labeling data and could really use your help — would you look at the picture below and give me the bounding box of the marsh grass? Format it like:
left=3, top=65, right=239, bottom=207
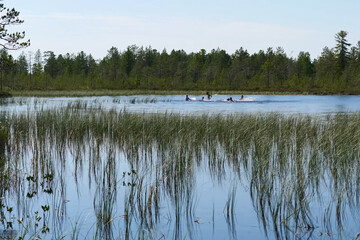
left=129, top=97, right=157, bottom=104
left=0, top=128, right=8, bottom=157
left=1, top=106, right=360, bottom=239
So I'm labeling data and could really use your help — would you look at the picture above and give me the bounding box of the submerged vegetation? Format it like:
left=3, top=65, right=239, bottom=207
left=1, top=105, right=360, bottom=239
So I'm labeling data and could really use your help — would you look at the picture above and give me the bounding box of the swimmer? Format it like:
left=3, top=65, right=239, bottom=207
left=206, top=92, right=212, bottom=100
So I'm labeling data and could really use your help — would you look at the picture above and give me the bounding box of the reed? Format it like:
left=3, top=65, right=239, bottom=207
left=0, top=127, right=9, bottom=158
left=1, top=105, right=360, bottom=239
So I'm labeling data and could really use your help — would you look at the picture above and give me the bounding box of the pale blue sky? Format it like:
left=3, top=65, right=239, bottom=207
left=8, top=0, right=360, bottom=60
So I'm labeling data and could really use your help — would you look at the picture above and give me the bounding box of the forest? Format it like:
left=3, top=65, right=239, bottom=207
left=1, top=30, right=360, bottom=94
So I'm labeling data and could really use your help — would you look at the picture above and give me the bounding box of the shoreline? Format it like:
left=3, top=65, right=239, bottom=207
left=4, top=89, right=360, bottom=97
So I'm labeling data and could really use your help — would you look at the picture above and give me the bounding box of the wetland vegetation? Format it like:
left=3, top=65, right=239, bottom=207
left=1, top=102, right=360, bottom=239
left=1, top=2, right=360, bottom=239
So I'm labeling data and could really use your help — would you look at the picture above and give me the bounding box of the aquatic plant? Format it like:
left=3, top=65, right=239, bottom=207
left=0, top=128, right=8, bottom=157
left=1, top=106, right=360, bottom=239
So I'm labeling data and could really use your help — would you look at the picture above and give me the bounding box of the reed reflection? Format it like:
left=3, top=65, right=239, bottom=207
left=1, top=108, right=360, bottom=239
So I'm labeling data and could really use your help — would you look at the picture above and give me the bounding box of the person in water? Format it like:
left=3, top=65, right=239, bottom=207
left=227, top=97, right=234, bottom=102
left=201, top=96, right=205, bottom=101
left=186, top=95, right=190, bottom=101
left=206, top=92, right=212, bottom=100
left=239, top=95, right=244, bottom=101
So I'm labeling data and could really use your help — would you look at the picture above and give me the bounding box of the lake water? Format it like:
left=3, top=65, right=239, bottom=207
left=1, top=95, right=360, bottom=240
left=2, top=94, right=360, bottom=115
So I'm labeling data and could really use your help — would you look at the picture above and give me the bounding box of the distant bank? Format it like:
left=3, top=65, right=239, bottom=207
left=2, top=89, right=360, bottom=98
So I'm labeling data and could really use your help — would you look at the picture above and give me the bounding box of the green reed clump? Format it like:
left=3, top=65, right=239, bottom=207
left=2, top=106, right=360, bottom=239
left=0, top=128, right=8, bottom=156
left=2, top=109, right=360, bottom=165
left=3, top=109, right=360, bottom=181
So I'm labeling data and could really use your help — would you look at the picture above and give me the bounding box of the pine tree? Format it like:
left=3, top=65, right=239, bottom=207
left=334, top=30, right=351, bottom=73
left=0, top=2, right=29, bottom=91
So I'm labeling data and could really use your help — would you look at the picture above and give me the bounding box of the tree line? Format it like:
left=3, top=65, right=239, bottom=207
left=1, top=30, right=360, bottom=94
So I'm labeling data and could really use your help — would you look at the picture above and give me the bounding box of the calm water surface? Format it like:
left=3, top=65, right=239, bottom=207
left=2, top=94, right=360, bottom=115
left=0, top=95, right=360, bottom=240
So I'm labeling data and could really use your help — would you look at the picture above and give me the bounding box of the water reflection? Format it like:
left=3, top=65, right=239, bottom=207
left=0, top=106, right=360, bottom=239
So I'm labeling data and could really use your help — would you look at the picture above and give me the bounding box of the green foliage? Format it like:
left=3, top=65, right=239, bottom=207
left=0, top=91, right=12, bottom=98
left=0, top=128, right=8, bottom=155
left=0, top=3, right=29, bottom=91
left=335, top=30, right=351, bottom=73
left=0, top=3, right=30, bottom=50
left=1, top=31, right=360, bottom=94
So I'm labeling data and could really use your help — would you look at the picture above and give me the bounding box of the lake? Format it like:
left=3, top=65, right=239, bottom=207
left=0, top=94, right=360, bottom=240
left=2, top=94, right=360, bottom=115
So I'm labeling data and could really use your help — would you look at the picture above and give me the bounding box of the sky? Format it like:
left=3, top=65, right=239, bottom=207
left=6, top=0, right=360, bottom=60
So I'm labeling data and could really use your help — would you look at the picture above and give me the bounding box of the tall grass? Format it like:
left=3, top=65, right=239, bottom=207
left=1, top=106, right=360, bottom=239
left=0, top=128, right=8, bottom=157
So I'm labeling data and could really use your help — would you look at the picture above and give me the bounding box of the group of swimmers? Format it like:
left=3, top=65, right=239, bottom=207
left=186, top=92, right=245, bottom=102
left=226, top=95, right=244, bottom=102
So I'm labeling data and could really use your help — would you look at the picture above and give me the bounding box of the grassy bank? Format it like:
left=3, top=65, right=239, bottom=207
left=0, top=91, right=12, bottom=98
left=8, top=89, right=277, bottom=97
left=8, top=89, right=355, bottom=97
